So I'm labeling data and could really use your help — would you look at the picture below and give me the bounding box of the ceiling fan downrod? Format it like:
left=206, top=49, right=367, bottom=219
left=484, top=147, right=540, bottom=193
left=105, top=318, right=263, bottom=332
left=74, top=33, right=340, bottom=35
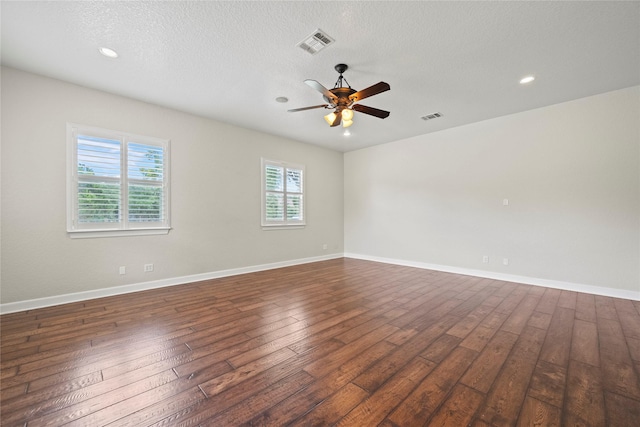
left=333, top=63, right=351, bottom=89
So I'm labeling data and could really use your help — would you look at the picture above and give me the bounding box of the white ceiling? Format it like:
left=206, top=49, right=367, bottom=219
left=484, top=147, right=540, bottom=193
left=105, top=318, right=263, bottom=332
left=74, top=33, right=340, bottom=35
left=2, top=1, right=639, bottom=152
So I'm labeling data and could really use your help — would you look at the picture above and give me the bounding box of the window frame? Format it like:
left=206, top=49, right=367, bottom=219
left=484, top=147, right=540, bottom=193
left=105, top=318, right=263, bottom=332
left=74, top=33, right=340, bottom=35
left=261, top=158, right=305, bottom=228
left=66, top=123, right=171, bottom=238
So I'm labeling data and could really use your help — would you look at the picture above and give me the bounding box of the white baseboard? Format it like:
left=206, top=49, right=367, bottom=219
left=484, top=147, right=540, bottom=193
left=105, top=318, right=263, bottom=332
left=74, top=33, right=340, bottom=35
left=3, top=252, right=637, bottom=314
left=344, top=253, right=640, bottom=301
left=0, top=253, right=344, bottom=314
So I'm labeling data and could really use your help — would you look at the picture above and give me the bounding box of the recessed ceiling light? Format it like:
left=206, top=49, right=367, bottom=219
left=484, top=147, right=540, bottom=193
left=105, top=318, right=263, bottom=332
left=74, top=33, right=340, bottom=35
left=519, top=75, right=535, bottom=84
left=99, top=47, right=119, bottom=58
left=275, top=97, right=289, bottom=103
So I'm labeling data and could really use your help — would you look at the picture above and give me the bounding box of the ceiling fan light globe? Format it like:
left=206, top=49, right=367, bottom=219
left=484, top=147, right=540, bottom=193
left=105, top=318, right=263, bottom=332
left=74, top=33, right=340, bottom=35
left=324, top=112, right=337, bottom=125
left=341, top=109, right=354, bottom=120
left=342, top=119, right=353, bottom=128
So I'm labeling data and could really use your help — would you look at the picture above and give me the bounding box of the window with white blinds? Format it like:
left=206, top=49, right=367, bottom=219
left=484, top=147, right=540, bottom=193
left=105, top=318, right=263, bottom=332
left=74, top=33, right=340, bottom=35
left=262, top=159, right=305, bottom=227
left=67, top=123, right=170, bottom=237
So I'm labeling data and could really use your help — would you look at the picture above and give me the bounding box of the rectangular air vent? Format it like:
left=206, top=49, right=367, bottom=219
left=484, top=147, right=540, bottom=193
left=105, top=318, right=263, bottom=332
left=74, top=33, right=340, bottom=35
left=421, top=112, right=443, bottom=121
left=297, top=29, right=334, bottom=55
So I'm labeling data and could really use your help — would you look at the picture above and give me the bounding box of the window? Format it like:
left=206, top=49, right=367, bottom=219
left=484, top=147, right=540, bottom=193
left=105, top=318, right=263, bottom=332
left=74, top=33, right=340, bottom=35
left=261, top=159, right=305, bottom=227
left=67, top=123, right=170, bottom=238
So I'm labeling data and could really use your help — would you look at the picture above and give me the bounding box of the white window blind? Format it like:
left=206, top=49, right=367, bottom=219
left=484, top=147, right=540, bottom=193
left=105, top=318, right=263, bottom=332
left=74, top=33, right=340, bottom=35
left=262, top=159, right=305, bottom=227
left=67, top=124, right=170, bottom=237
left=127, top=142, right=166, bottom=223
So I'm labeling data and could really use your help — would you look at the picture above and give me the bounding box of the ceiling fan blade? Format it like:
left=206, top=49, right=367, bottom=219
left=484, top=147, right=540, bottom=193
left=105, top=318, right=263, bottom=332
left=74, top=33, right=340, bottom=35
left=304, top=79, right=338, bottom=102
left=287, top=104, right=328, bottom=112
left=329, top=111, right=342, bottom=127
left=349, top=81, right=390, bottom=102
left=352, top=104, right=390, bottom=119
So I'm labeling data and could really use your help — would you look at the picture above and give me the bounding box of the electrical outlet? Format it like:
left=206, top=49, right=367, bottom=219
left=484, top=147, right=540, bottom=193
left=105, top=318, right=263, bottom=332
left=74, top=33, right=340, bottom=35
left=482, top=256, right=489, bottom=264
left=503, top=258, right=509, bottom=266
left=144, top=264, right=154, bottom=272
left=119, top=266, right=126, bottom=275
left=322, top=243, right=328, bottom=250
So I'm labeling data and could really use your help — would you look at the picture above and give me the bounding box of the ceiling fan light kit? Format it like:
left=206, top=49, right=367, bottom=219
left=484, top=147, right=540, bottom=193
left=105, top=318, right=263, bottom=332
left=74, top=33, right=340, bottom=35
left=289, top=64, right=390, bottom=128
left=324, top=112, right=337, bottom=125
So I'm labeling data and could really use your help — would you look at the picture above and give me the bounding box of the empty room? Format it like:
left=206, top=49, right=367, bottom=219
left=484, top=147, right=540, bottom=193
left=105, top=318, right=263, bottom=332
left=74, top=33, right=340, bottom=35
left=1, top=1, right=639, bottom=426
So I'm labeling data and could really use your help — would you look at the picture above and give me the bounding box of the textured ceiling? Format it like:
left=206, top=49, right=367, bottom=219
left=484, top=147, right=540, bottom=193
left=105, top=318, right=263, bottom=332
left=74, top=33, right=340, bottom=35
left=2, top=1, right=639, bottom=152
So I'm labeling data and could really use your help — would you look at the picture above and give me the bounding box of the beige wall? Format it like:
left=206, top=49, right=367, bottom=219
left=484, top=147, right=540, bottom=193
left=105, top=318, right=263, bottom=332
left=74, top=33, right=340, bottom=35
left=2, top=67, right=638, bottom=306
left=1, top=67, right=344, bottom=304
left=345, top=86, right=640, bottom=294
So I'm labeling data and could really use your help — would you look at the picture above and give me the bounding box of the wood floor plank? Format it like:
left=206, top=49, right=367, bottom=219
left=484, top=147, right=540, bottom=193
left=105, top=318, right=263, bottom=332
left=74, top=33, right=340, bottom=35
left=562, top=359, right=605, bottom=427
left=1, top=258, right=638, bottom=427
left=475, top=326, right=546, bottom=426
left=385, top=327, right=419, bottom=346
left=168, top=371, right=314, bottom=427
left=494, top=285, right=528, bottom=315
left=575, top=292, right=597, bottom=323
left=0, top=383, right=28, bottom=401
left=459, top=310, right=509, bottom=352
left=352, top=315, right=459, bottom=392
left=527, top=359, right=567, bottom=408
left=614, top=298, right=640, bottom=340
left=570, top=319, right=599, bottom=367
left=420, top=333, right=462, bottom=363
left=447, top=303, right=494, bottom=339
left=527, top=311, right=552, bottom=330
left=287, top=382, right=368, bottom=427
left=425, top=383, right=484, bottom=426
left=11, top=370, right=179, bottom=427
left=283, top=307, right=385, bottom=355
left=460, top=330, right=518, bottom=394
left=627, top=336, right=640, bottom=362
left=386, top=346, right=478, bottom=426
left=227, top=321, right=342, bottom=369
left=603, top=390, right=640, bottom=427
left=200, top=347, right=296, bottom=397
left=1, top=369, right=104, bottom=416
left=501, top=294, right=540, bottom=335
left=104, top=386, right=208, bottom=427
left=538, top=306, right=575, bottom=368
left=154, top=339, right=345, bottom=426
left=535, top=288, right=561, bottom=315
left=303, top=323, right=398, bottom=379
left=247, top=339, right=395, bottom=426
left=557, top=290, right=577, bottom=310
left=516, top=396, right=562, bottom=427
left=595, top=295, right=618, bottom=320
left=336, top=356, right=436, bottom=426
left=596, top=316, right=640, bottom=400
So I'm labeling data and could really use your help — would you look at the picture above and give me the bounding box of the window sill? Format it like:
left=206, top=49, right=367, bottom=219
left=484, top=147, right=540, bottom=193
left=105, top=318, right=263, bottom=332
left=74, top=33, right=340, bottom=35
left=261, top=224, right=306, bottom=230
left=68, top=228, right=171, bottom=239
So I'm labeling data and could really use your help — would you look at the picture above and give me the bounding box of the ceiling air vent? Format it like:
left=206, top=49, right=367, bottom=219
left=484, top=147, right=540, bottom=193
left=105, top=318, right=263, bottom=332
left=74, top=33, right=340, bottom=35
left=297, top=29, right=334, bottom=55
left=421, top=112, right=443, bottom=121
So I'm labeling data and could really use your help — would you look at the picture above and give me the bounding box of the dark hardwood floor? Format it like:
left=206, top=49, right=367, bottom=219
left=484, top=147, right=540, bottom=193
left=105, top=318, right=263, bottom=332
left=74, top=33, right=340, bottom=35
left=1, top=258, right=639, bottom=426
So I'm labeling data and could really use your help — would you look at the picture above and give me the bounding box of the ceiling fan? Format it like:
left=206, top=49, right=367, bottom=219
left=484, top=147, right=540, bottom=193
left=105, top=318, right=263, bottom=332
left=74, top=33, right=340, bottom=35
left=288, top=64, right=390, bottom=128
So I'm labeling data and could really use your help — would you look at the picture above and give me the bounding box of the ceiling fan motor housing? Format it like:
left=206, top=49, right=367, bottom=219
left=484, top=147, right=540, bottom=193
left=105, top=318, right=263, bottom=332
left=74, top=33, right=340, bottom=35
left=324, top=87, right=356, bottom=111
